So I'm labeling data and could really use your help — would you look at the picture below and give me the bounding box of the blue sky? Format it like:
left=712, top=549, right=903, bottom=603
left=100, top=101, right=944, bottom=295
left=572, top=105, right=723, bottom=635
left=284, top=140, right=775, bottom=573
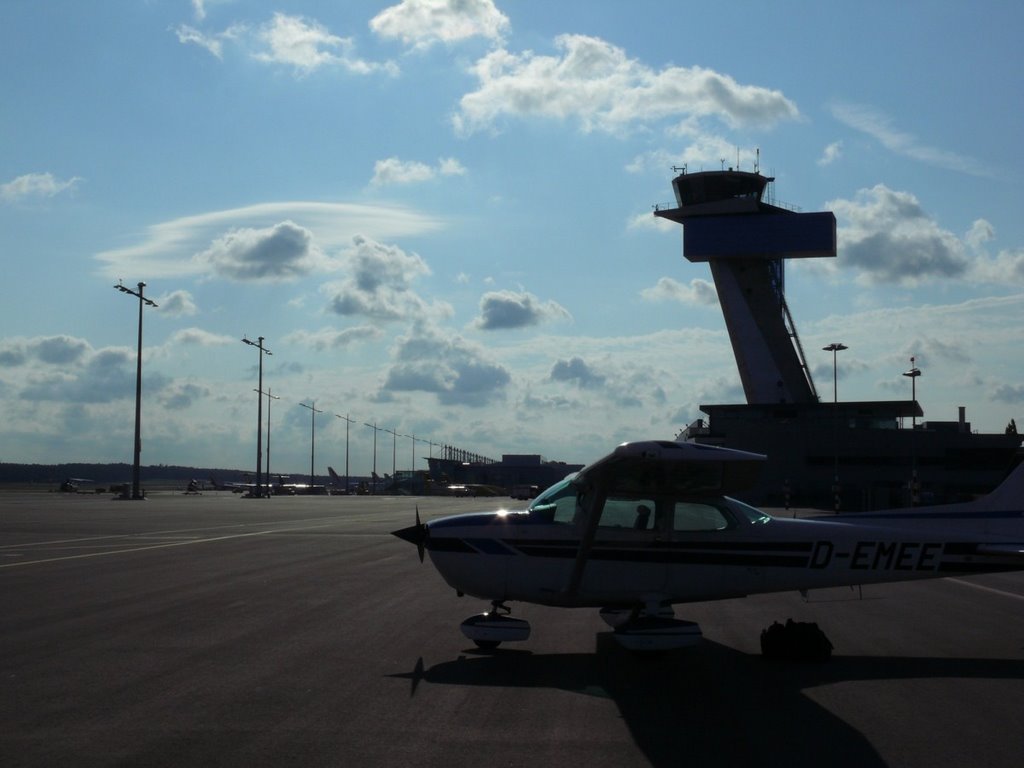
left=2, top=0, right=1023, bottom=476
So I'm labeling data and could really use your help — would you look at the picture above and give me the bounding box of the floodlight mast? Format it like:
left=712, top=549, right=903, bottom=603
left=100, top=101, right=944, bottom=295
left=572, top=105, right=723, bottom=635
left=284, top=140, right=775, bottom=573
left=384, top=427, right=400, bottom=482
left=903, top=357, right=923, bottom=506
left=242, top=336, right=272, bottom=497
left=256, top=388, right=280, bottom=488
left=364, top=421, right=381, bottom=494
left=299, top=401, right=324, bottom=488
left=336, top=413, right=355, bottom=493
left=823, top=342, right=848, bottom=511
left=114, top=281, right=157, bottom=500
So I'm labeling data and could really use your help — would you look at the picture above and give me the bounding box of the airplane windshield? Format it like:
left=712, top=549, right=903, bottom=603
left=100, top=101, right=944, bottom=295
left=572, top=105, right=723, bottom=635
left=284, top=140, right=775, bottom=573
left=528, top=478, right=579, bottom=524
left=725, top=496, right=772, bottom=524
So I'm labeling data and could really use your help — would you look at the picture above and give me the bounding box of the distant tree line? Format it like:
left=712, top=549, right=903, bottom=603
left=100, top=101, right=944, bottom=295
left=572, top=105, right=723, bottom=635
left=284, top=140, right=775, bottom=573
left=0, top=463, right=244, bottom=485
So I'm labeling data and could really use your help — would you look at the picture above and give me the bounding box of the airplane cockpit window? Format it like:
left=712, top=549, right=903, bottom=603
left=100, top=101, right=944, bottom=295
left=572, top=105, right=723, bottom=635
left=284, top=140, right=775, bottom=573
left=527, top=479, right=579, bottom=524
left=597, top=497, right=657, bottom=530
left=672, top=501, right=732, bottom=532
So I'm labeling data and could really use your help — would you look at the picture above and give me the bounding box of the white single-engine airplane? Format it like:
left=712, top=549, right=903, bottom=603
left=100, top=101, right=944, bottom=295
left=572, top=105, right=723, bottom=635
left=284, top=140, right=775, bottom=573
left=393, top=440, right=1024, bottom=651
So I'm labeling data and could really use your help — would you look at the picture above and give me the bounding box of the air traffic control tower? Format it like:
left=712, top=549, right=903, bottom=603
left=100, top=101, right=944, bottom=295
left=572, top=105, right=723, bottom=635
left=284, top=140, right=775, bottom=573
left=654, top=168, right=836, bottom=405
left=655, top=167, right=1019, bottom=509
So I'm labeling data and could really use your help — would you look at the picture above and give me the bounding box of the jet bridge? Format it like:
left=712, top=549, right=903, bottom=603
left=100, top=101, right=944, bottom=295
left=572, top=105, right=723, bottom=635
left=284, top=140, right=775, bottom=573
left=654, top=169, right=836, bottom=405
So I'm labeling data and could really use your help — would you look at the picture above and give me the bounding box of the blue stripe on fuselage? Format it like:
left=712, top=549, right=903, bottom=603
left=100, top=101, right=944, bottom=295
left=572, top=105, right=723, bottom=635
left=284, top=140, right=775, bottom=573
left=465, top=538, right=517, bottom=555
left=824, top=509, right=1023, bottom=521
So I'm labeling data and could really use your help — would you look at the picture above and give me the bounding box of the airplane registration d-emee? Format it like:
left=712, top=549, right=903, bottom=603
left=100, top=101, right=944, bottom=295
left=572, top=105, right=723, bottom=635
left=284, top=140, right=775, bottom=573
left=393, top=441, right=1024, bottom=651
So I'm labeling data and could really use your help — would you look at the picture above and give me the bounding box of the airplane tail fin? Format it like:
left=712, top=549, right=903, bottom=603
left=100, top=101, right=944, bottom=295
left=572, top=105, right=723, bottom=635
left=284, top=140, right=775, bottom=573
left=974, top=460, right=1024, bottom=511
left=328, top=466, right=339, bottom=479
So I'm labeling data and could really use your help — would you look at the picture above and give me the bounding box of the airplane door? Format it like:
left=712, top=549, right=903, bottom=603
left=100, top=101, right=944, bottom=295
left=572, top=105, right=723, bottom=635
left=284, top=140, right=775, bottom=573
left=663, top=500, right=733, bottom=601
left=585, top=494, right=668, bottom=599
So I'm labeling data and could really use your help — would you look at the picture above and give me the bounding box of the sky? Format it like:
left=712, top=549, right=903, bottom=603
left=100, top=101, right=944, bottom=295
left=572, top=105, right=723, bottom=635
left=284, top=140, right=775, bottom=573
left=2, top=0, right=1023, bottom=478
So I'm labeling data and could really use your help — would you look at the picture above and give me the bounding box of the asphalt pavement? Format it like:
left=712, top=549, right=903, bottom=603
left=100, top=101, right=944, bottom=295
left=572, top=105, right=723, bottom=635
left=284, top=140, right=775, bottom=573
left=1, top=490, right=1022, bottom=767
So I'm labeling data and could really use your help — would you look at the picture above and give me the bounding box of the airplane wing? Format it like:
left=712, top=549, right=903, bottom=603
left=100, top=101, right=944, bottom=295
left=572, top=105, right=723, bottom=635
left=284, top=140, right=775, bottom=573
left=574, top=440, right=765, bottom=496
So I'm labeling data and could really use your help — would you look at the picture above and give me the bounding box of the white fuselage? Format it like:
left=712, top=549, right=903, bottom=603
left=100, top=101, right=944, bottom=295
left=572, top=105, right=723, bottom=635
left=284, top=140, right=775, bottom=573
left=423, top=501, right=1024, bottom=608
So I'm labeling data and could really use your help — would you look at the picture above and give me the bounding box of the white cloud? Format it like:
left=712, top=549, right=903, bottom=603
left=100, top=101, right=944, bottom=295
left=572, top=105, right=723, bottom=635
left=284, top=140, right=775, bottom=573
left=828, top=185, right=969, bottom=285
left=831, top=103, right=989, bottom=176
left=628, top=211, right=679, bottom=233
left=160, top=382, right=210, bottom=410
left=550, top=356, right=605, bottom=389
left=324, top=236, right=452, bottom=323
left=823, top=188, right=1024, bottom=288
left=168, top=327, right=236, bottom=346
left=966, top=219, right=995, bottom=250
left=370, top=156, right=466, bottom=186
left=95, top=201, right=446, bottom=280
left=282, top=325, right=384, bottom=351
left=641, top=277, right=718, bottom=306
left=454, top=34, right=799, bottom=136
left=626, top=142, right=740, bottom=176
left=383, top=325, right=510, bottom=406
left=0, top=335, right=93, bottom=367
left=0, top=340, right=171, bottom=406
left=174, top=24, right=223, bottom=58
left=253, top=13, right=397, bottom=76
left=1, top=172, right=82, bottom=203
left=471, top=289, right=571, bottom=330
left=195, top=220, right=325, bottom=281
left=34, top=336, right=92, bottom=365
left=156, top=290, right=198, bottom=317
left=818, top=140, right=843, bottom=166
left=438, top=157, right=467, bottom=176
left=971, top=246, right=1024, bottom=285
left=370, top=0, right=510, bottom=50
left=991, top=383, right=1024, bottom=404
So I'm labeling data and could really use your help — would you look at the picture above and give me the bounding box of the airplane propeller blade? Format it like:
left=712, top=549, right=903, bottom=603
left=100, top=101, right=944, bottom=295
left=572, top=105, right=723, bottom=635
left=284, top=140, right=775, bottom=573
left=391, top=505, right=428, bottom=563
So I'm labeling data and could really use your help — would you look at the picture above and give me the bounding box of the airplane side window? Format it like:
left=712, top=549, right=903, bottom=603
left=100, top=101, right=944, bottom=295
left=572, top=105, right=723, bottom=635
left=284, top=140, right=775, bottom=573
left=598, top=497, right=657, bottom=530
left=673, top=501, right=731, bottom=532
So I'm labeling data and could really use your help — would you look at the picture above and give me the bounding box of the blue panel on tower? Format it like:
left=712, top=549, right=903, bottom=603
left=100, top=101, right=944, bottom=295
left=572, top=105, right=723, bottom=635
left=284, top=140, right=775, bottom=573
left=683, top=212, right=836, bottom=262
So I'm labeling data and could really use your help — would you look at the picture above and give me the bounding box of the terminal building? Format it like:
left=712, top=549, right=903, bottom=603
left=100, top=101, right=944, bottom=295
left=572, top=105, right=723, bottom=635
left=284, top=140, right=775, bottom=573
left=655, top=164, right=1021, bottom=510
left=426, top=451, right=583, bottom=497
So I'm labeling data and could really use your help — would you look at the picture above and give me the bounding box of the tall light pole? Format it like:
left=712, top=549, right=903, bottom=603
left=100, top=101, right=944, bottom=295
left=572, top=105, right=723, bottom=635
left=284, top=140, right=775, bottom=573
left=364, top=421, right=381, bottom=493
left=336, top=413, right=354, bottom=494
left=903, top=356, right=921, bottom=428
left=822, top=343, right=847, bottom=404
left=299, top=401, right=324, bottom=489
left=403, top=434, right=417, bottom=473
left=256, top=388, right=280, bottom=490
left=384, top=428, right=399, bottom=489
left=823, top=343, right=847, bottom=512
left=404, top=434, right=425, bottom=493
left=903, top=356, right=922, bottom=506
left=242, top=336, right=271, bottom=497
left=114, top=281, right=158, bottom=500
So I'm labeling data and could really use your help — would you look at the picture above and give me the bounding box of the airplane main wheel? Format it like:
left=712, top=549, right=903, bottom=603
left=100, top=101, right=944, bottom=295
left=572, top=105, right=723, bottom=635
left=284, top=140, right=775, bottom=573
left=473, top=639, right=501, bottom=649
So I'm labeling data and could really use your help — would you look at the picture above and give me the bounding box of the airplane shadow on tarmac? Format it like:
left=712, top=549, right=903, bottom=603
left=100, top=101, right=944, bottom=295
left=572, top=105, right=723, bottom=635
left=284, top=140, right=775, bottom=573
left=390, top=633, right=1024, bottom=768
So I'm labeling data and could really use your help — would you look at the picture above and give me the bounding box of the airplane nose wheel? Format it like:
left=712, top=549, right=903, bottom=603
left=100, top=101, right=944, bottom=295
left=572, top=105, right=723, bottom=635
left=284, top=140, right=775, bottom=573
left=460, top=600, right=532, bottom=649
